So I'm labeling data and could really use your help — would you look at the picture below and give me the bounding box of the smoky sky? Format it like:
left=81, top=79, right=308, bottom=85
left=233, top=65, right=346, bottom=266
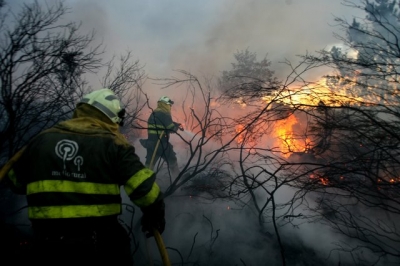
left=6, top=0, right=365, bottom=81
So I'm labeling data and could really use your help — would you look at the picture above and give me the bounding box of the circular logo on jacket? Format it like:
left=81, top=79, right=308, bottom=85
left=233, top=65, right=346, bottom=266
left=55, top=139, right=79, bottom=160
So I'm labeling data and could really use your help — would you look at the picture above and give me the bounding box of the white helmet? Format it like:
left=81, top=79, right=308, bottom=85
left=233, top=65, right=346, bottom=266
left=158, top=96, right=174, bottom=105
left=79, top=88, right=125, bottom=125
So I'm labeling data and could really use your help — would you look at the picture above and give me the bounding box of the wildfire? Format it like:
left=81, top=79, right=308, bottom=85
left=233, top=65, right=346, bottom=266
left=273, top=114, right=312, bottom=157
left=230, top=75, right=380, bottom=158
left=377, top=177, right=400, bottom=184
left=235, top=124, right=259, bottom=146
left=265, top=76, right=377, bottom=158
left=309, top=173, right=329, bottom=186
left=262, top=77, right=369, bottom=107
left=233, top=113, right=312, bottom=157
left=235, top=124, right=245, bottom=144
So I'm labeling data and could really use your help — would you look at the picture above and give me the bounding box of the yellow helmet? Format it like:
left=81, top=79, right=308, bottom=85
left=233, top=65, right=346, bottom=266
left=79, top=88, right=125, bottom=125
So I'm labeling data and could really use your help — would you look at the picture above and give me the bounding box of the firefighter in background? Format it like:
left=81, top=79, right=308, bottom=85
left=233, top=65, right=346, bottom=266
left=5, top=89, right=165, bottom=265
left=140, top=96, right=183, bottom=177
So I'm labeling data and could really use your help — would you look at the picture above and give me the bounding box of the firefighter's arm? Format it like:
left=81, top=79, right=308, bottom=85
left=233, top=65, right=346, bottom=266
left=173, top=122, right=184, bottom=132
left=117, top=144, right=166, bottom=236
left=140, top=193, right=165, bottom=238
left=161, top=112, right=183, bottom=133
left=122, top=165, right=165, bottom=237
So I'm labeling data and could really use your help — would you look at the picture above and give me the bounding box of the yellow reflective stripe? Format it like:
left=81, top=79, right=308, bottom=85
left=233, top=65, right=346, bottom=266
left=148, top=124, right=165, bottom=129
left=166, top=123, right=175, bottom=129
left=133, top=183, right=160, bottom=207
left=124, top=168, right=154, bottom=196
left=27, top=180, right=120, bottom=195
left=148, top=130, right=164, bottom=135
left=148, top=123, right=175, bottom=130
left=28, top=204, right=121, bottom=219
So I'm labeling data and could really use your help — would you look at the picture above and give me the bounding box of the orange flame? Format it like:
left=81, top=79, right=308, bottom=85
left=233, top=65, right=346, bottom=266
left=309, top=173, right=329, bottom=186
left=273, top=115, right=311, bottom=157
left=235, top=124, right=245, bottom=144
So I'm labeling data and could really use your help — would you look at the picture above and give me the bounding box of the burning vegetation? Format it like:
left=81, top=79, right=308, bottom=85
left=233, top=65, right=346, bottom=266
left=2, top=0, right=400, bottom=265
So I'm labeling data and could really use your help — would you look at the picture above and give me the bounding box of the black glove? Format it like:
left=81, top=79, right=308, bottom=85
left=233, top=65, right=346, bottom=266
left=173, top=122, right=184, bottom=131
left=141, top=199, right=165, bottom=238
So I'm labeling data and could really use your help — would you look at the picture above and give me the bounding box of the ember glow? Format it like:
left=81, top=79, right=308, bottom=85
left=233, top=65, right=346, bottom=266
left=272, top=114, right=311, bottom=157
left=378, top=177, right=400, bottom=184
left=235, top=124, right=245, bottom=144
left=309, top=173, right=329, bottom=186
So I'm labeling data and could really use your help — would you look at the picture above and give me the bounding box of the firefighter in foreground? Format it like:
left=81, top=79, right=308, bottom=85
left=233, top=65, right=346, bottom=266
left=5, top=89, right=165, bottom=265
left=140, top=96, right=183, bottom=177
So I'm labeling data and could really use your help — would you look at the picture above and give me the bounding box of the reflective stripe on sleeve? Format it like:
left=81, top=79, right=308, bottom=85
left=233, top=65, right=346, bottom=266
left=166, top=123, right=175, bottom=129
left=27, top=180, right=120, bottom=195
left=123, top=168, right=154, bottom=196
left=148, top=130, right=165, bottom=135
left=148, top=123, right=175, bottom=130
left=28, top=204, right=121, bottom=219
left=148, top=124, right=166, bottom=130
left=132, top=183, right=160, bottom=208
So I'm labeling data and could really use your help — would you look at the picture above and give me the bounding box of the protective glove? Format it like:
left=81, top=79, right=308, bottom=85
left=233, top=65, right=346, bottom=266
left=173, top=122, right=184, bottom=131
left=141, top=199, right=165, bottom=238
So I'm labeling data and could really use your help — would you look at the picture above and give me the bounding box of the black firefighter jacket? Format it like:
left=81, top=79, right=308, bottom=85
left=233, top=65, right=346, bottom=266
left=147, top=102, right=180, bottom=144
left=7, top=104, right=163, bottom=223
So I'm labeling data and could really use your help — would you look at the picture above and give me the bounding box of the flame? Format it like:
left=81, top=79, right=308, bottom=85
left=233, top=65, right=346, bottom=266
left=234, top=109, right=312, bottom=156
left=189, top=76, right=373, bottom=158
left=266, top=76, right=378, bottom=158
left=382, top=177, right=400, bottom=184
left=273, top=114, right=312, bottom=157
left=235, top=124, right=245, bottom=144
left=262, top=77, right=372, bottom=107
left=235, top=124, right=258, bottom=146
left=309, top=173, right=329, bottom=186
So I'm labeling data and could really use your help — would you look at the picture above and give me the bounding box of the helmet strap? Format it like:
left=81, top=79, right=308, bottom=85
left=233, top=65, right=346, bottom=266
left=118, top=108, right=126, bottom=126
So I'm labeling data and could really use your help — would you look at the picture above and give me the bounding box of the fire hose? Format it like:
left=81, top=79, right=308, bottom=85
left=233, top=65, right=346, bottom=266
left=0, top=147, right=25, bottom=182
left=147, top=127, right=189, bottom=265
left=153, top=228, right=171, bottom=266
left=147, top=132, right=171, bottom=265
left=148, top=123, right=184, bottom=170
left=148, top=131, right=165, bottom=170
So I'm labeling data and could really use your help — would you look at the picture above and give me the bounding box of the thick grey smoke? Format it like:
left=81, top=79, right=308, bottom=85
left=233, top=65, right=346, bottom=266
left=6, top=0, right=364, bottom=98
left=60, top=0, right=364, bottom=79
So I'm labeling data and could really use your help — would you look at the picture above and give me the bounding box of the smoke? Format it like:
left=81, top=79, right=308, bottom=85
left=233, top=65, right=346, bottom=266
left=55, top=0, right=365, bottom=81
left=126, top=125, right=356, bottom=266
left=5, top=0, right=366, bottom=84
left=3, top=0, right=383, bottom=265
left=17, top=0, right=364, bottom=106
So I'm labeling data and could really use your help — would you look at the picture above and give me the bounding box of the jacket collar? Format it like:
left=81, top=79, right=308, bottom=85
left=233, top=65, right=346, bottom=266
left=56, top=104, right=119, bottom=135
left=155, top=102, right=171, bottom=113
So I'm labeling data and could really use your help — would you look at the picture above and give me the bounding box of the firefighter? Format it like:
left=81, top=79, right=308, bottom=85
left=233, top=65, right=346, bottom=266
left=140, top=96, right=183, bottom=177
left=5, top=88, right=165, bottom=266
